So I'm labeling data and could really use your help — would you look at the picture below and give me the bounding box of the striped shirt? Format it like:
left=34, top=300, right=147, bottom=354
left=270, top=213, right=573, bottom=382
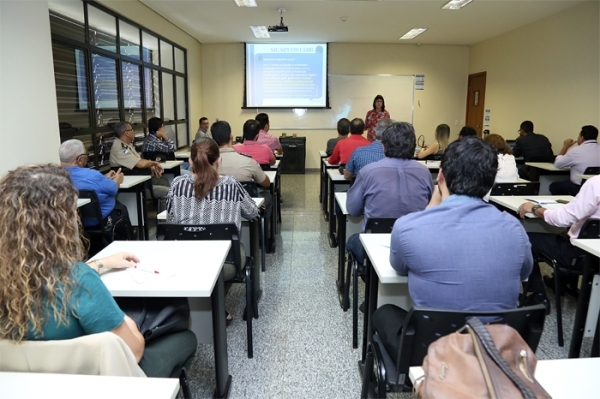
left=166, top=175, right=259, bottom=232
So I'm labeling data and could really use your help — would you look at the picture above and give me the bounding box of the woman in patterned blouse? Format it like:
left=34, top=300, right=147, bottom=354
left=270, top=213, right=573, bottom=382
left=364, top=94, right=391, bottom=142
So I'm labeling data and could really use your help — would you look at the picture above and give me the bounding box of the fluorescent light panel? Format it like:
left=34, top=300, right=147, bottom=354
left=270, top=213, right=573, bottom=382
left=235, top=0, right=257, bottom=7
left=442, top=0, right=474, bottom=10
left=250, top=26, right=270, bottom=38
left=399, top=28, right=427, bottom=40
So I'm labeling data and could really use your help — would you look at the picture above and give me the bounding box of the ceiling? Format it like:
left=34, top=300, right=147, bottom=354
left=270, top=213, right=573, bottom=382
left=139, top=0, right=587, bottom=45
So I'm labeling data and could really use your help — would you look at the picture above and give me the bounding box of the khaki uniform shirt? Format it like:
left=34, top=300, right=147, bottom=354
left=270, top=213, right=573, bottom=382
left=218, top=147, right=268, bottom=185
left=110, top=137, right=141, bottom=170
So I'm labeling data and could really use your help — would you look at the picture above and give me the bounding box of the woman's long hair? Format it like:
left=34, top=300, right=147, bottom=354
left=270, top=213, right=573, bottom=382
left=191, top=137, right=220, bottom=200
left=372, top=94, right=385, bottom=112
left=0, top=164, right=85, bottom=341
left=484, top=133, right=513, bottom=155
left=435, top=124, right=451, bottom=152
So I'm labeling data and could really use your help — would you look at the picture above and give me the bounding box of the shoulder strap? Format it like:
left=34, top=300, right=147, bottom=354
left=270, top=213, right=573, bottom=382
left=466, top=317, right=537, bottom=399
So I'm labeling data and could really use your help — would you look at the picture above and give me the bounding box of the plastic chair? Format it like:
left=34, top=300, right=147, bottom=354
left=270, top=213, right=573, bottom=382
left=361, top=305, right=547, bottom=398
left=344, top=218, right=397, bottom=349
left=490, top=182, right=540, bottom=196
left=77, top=190, right=132, bottom=245
left=160, top=223, right=256, bottom=358
left=142, top=151, right=174, bottom=162
left=537, top=219, right=600, bottom=347
left=239, top=181, right=267, bottom=272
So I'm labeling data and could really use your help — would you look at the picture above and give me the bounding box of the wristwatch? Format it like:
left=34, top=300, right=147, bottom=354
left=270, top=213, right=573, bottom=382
left=90, top=259, right=104, bottom=273
left=531, top=204, right=543, bottom=215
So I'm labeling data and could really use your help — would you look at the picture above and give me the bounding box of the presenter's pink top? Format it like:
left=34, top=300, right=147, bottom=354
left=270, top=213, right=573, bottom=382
left=256, top=130, right=282, bottom=153
left=234, top=141, right=275, bottom=165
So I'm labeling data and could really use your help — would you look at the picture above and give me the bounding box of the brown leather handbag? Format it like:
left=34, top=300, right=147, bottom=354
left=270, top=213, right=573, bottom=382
left=415, top=317, right=552, bottom=399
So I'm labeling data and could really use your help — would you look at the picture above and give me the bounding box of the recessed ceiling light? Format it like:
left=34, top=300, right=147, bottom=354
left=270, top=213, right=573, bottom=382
left=441, top=0, right=474, bottom=10
left=399, top=28, right=427, bottom=40
left=236, top=0, right=257, bottom=7
left=250, top=26, right=270, bottom=38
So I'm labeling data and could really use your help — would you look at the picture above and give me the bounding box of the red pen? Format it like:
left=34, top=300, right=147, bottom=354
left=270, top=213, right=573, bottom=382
left=134, top=265, right=160, bottom=274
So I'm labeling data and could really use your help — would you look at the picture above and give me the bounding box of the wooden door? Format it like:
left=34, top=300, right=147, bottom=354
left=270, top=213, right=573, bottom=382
left=465, top=72, right=487, bottom=137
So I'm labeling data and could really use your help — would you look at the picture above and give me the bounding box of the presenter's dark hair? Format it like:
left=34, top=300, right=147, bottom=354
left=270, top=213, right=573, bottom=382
left=441, top=137, right=498, bottom=198
left=580, top=125, right=598, bottom=141
left=350, top=118, right=365, bottom=134
left=337, top=118, right=350, bottom=136
left=211, top=121, right=232, bottom=146
left=458, top=126, right=477, bottom=138
left=148, top=117, right=163, bottom=133
left=190, top=137, right=220, bottom=200
left=382, top=122, right=416, bottom=160
left=243, top=119, right=261, bottom=142
left=255, top=113, right=270, bottom=130
left=520, top=121, right=534, bottom=134
left=372, top=94, right=385, bottom=111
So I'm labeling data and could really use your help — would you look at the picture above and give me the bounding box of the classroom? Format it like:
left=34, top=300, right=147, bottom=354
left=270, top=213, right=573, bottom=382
left=0, top=1, right=599, bottom=398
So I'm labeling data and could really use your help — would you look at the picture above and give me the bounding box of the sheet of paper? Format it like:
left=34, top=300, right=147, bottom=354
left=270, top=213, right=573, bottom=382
left=526, top=198, right=558, bottom=205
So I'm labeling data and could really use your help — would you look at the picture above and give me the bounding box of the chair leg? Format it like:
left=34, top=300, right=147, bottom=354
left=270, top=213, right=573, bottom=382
left=260, top=216, right=266, bottom=272
left=361, top=344, right=375, bottom=399
left=179, top=368, right=192, bottom=399
left=245, top=264, right=254, bottom=359
left=352, top=259, right=360, bottom=349
left=343, top=252, right=352, bottom=312
left=555, top=270, right=564, bottom=347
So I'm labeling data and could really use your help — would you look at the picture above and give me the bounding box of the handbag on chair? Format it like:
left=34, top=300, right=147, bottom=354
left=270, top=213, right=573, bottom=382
left=415, top=317, right=552, bottom=399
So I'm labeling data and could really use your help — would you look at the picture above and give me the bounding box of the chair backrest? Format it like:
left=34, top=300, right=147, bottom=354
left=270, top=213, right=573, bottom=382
left=239, top=181, right=259, bottom=197
left=490, top=182, right=540, bottom=196
left=0, top=332, right=145, bottom=377
left=259, top=164, right=271, bottom=171
left=394, top=305, right=546, bottom=385
left=77, top=190, right=105, bottom=229
left=527, top=155, right=555, bottom=163
left=365, top=218, right=397, bottom=234
left=583, top=166, right=600, bottom=175
left=578, top=218, right=600, bottom=239
left=160, top=223, right=242, bottom=270
left=142, top=151, right=174, bottom=162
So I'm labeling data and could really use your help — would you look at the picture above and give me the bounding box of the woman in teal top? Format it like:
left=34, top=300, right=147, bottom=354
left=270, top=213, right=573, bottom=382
left=0, top=164, right=196, bottom=378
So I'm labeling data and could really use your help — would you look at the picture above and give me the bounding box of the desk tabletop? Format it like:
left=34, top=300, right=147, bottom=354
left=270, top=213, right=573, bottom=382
left=577, top=174, right=596, bottom=180
left=156, top=198, right=265, bottom=221
left=327, top=168, right=349, bottom=181
left=174, top=150, right=190, bottom=159
left=572, top=239, right=600, bottom=258
left=272, top=160, right=280, bottom=169
left=322, top=158, right=338, bottom=167
left=416, top=160, right=441, bottom=170
left=161, top=160, right=183, bottom=169
left=410, top=357, right=600, bottom=398
left=525, top=162, right=570, bottom=172
left=77, top=198, right=91, bottom=208
left=489, top=195, right=573, bottom=218
left=120, top=175, right=151, bottom=189
left=360, top=233, right=407, bottom=284
left=335, top=192, right=349, bottom=215
left=319, top=150, right=327, bottom=157
left=0, top=372, right=180, bottom=399
left=264, top=170, right=277, bottom=182
left=93, top=240, right=231, bottom=297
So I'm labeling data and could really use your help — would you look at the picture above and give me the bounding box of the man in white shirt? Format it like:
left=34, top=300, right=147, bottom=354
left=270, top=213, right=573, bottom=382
left=550, top=125, right=599, bottom=195
left=194, top=117, right=211, bottom=141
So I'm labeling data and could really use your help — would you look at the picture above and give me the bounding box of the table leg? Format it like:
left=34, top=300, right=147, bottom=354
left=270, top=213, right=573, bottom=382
left=211, top=271, right=231, bottom=399
left=336, top=210, right=347, bottom=308
left=319, top=161, right=324, bottom=203
left=361, top=259, right=378, bottom=365
left=328, top=179, right=337, bottom=248
left=250, top=218, right=262, bottom=316
left=322, top=171, right=329, bottom=221
left=134, top=185, right=146, bottom=240
left=569, top=254, right=598, bottom=358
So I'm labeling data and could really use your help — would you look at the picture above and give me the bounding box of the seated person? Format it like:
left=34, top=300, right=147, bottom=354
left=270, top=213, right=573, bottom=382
left=234, top=119, right=276, bottom=166
left=484, top=133, right=518, bottom=182
left=416, top=123, right=450, bottom=159
left=327, top=118, right=370, bottom=165
left=513, top=120, right=553, bottom=161
left=194, top=117, right=211, bottom=141
left=166, top=138, right=260, bottom=318
left=346, top=122, right=433, bottom=265
left=255, top=113, right=283, bottom=155
left=344, top=118, right=394, bottom=180
left=457, top=125, right=477, bottom=139
left=0, top=164, right=197, bottom=378
left=373, top=137, right=533, bottom=361
left=550, top=125, right=600, bottom=196
left=517, top=174, right=600, bottom=309
left=326, top=118, right=350, bottom=156
left=59, top=139, right=127, bottom=228
left=143, top=117, right=192, bottom=174
left=109, top=122, right=170, bottom=199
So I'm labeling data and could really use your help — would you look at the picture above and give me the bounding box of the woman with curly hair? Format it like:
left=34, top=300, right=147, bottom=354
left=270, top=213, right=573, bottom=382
left=0, top=164, right=196, bottom=377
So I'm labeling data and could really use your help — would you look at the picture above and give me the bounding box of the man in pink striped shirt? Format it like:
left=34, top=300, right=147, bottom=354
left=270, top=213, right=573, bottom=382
left=234, top=119, right=276, bottom=166
left=517, top=175, right=600, bottom=309
left=255, top=113, right=283, bottom=155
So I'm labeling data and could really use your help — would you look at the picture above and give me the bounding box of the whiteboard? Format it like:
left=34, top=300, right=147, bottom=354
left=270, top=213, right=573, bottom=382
left=241, top=74, right=415, bottom=130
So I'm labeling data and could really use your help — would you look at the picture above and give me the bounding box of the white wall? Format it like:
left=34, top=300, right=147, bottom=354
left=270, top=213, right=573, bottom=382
left=202, top=43, right=471, bottom=168
left=469, top=1, right=599, bottom=149
left=0, top=1, right=60, bottom=176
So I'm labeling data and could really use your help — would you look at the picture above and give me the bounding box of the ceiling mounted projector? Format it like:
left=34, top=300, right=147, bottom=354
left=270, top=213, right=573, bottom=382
left=268, top=8, right=288, bottom=33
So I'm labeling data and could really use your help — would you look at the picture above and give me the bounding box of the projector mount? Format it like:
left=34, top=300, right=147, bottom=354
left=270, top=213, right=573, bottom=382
left=268, top=8, right=288, bottom=33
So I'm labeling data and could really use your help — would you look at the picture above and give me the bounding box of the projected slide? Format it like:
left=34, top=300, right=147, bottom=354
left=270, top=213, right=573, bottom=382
left=245, top=43, right=328, bottom=108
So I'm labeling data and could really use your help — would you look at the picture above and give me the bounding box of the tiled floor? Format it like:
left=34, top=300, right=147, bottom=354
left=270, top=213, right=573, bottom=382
left=185, top=170, right=592, bottom=399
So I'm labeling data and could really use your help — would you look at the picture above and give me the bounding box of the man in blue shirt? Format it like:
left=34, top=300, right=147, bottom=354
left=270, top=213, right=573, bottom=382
left=60, top=139, right=127, bottom=227
left=372, top=137, right=533, bottom=362
left=344, top=118, right=395, bottom=180
left=345, top=122, right=433, bottom=266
